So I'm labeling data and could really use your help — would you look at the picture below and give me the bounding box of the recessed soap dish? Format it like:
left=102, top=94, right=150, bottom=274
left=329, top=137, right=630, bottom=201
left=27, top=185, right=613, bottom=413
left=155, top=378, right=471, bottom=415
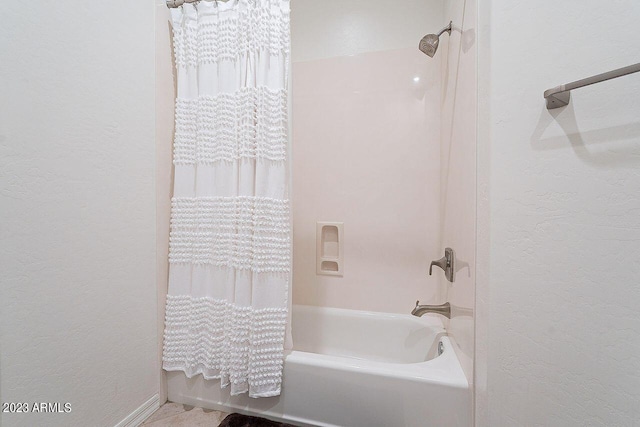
left=316, top=222, right=343, bottom=276
left=321, top=261, right=339, bottom=271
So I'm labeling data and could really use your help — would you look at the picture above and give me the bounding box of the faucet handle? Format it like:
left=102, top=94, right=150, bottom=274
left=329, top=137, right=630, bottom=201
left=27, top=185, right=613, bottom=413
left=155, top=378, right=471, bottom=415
left=429, top=256, right=448, bottom=275
left=429, top=248, right=456, bottom=282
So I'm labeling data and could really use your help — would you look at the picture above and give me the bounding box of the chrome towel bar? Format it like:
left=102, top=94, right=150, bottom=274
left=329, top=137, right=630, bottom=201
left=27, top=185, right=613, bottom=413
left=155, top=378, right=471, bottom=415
left=544, top=62, right=640, bottom=109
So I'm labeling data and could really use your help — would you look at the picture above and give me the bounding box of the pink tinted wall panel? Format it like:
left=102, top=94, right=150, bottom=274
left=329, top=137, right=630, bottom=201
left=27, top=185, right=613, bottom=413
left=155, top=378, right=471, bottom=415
left=292, top=48, right=444, bottom=313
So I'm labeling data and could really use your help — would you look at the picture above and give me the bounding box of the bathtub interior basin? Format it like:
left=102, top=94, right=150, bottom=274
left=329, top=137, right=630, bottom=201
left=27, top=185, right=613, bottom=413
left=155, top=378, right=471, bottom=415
left=292, top=304, right=445, bottom=364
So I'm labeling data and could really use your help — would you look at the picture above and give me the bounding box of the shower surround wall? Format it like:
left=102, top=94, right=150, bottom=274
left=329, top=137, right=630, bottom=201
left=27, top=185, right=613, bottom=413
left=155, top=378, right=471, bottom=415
left=292, top=0, right=446, bottom=313
left=440, top=0, right=477, bottom=391
left=292, top=0, right=477, bottom=394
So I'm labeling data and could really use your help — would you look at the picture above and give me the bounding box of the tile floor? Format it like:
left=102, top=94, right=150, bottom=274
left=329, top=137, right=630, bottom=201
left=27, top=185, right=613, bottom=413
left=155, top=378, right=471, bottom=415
left=142, top=402, right=229, bottom=426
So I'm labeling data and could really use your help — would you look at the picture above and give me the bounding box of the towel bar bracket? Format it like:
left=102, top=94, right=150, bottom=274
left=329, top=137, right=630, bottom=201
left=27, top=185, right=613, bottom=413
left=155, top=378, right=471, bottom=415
left=544, top=87, right=570, bottom=109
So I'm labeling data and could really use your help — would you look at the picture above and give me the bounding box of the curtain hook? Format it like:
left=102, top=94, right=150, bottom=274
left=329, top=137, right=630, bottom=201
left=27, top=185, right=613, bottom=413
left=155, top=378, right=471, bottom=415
left=166, top=0, right=185, bottom=8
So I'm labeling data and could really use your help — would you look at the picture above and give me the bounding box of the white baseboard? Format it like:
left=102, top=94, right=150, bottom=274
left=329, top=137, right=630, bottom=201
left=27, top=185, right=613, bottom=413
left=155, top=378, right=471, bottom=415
left=114, top=394, right=160, bottom=427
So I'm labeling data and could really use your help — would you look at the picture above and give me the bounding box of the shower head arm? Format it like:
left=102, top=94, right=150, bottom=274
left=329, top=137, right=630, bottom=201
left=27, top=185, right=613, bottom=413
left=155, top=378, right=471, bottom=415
left=436, top=21, right=453, bottom=37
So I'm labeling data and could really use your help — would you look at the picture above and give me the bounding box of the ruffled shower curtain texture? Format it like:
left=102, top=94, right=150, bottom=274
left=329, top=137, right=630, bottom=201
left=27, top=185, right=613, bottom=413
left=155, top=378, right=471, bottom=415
left=162, top=0, right=291, bottom=398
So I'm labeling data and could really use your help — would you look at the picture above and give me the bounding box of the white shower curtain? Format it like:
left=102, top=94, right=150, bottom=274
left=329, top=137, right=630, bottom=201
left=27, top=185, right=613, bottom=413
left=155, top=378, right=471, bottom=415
left=162, top=0, right=291, bottom=398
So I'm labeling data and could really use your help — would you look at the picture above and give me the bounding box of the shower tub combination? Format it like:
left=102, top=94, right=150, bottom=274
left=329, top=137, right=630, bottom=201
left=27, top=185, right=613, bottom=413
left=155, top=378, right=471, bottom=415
left=166, top=305, right=470, bottom=427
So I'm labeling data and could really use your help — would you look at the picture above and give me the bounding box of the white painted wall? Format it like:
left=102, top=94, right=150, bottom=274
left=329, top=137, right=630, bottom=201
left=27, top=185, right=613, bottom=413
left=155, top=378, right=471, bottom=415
left=476, top=1, right=640, bottom=425
left=0, top=2, right=158, bottom=426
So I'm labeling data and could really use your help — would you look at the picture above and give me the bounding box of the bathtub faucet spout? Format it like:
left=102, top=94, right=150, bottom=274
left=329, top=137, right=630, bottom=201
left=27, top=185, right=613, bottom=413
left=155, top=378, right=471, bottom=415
left=411, top=300, right=451, bottom=318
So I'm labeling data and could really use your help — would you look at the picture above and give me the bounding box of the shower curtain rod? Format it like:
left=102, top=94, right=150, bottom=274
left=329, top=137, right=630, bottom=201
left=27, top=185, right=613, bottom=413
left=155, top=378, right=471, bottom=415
left=166, top=0, right=230, bottom=8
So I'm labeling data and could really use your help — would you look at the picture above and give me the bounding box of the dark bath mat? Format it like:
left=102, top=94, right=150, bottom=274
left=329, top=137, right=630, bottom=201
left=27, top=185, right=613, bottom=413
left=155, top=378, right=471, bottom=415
left=219, top=413, right=297, bottom=427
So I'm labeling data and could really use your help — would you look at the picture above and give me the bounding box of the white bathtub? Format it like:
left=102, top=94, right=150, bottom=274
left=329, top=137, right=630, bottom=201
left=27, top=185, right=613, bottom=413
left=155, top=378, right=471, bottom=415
left=166, top=305, right=471, bottom=427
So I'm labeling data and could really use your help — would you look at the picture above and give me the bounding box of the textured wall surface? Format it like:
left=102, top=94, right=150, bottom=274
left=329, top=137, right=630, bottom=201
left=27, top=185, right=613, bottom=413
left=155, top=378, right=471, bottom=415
left=441, top=0, right=477, bottom=391
left=0, top=2, right=158, bottom=426
left=291, top=0, right=447, bottom=313
left=476, top=1, right=640, bottom=426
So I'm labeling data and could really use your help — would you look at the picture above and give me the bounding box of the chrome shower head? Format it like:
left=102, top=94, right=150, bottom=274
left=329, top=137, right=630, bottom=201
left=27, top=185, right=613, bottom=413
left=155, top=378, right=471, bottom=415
left=419, top=34, right=441, bottom=57
left=419, top=21, right=452, bottom=57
